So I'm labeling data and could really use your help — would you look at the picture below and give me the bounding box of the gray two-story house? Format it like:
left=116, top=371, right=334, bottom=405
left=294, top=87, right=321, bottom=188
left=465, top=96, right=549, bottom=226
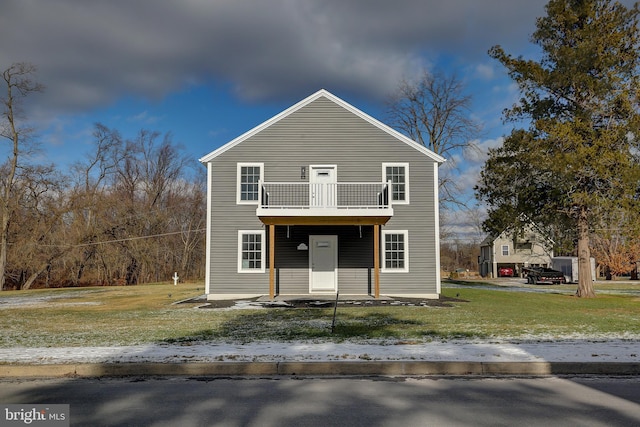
left=199, top=90, right=445, bottom=300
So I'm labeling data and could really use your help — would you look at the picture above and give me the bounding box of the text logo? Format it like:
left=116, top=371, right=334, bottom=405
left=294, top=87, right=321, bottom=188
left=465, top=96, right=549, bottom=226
left=1, top=405, right=69, bottom=427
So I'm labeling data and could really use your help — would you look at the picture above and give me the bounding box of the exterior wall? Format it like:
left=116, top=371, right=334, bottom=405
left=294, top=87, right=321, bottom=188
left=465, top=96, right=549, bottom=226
left=206, top=96, right=440, bottom=298
left=379, top=161, right=438, bottom=296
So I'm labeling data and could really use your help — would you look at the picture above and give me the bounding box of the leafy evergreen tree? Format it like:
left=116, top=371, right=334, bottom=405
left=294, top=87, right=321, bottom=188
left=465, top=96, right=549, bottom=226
left=477, top=0, right=640, bottom=297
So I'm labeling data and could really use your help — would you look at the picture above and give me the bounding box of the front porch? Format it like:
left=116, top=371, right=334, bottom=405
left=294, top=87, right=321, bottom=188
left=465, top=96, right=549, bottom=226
left=261, top=223, right=390, bottom=300
left=255, top=181, right=394, bottom=300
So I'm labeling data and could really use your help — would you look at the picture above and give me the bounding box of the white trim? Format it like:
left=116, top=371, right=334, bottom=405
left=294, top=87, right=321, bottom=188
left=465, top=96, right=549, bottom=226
left=381, top=230, right=409, bottom=273
left=237, top=230, right=266, bottom=273
left=309, top=164, right=338, bottom=172
left=199, top=89, right=446, bottom=164
left=236, top=163, right=264, bottom=205
left=309, top=165, right=337, bottom=208
left=207, top=293, right=440, bottom=301
left=382, top=162, right=410, bottom=205
left=433, top=162, right=441, bottom=294
left=204, top=163, right=213, bottom=295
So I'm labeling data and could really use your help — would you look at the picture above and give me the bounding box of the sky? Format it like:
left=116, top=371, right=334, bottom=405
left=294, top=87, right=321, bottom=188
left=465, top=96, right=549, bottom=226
left=2, top=0, right=634, bottom=239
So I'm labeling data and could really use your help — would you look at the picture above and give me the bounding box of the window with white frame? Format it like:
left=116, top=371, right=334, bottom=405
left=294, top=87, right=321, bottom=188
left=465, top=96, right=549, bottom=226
left=238, top=230, right=265, bottom=273
left=382, top=230, right=409, bottom=272
left=383, top=163, right=409, bottom=204
left=237, top=163, right=263, bottom=204
left=502, top=245, right=509, bottom=256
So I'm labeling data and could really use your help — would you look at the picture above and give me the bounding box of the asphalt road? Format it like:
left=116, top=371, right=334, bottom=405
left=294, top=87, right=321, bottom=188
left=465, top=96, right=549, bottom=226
left=1, top=376, right=639, bottom=426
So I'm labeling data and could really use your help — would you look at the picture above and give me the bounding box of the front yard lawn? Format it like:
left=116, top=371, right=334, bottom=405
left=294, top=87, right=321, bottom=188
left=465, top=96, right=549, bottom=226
left=0, top=282, right=638, bottom=347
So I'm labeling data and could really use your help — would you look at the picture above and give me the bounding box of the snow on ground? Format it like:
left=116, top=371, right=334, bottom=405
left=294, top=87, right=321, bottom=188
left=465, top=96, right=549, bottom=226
left=1, top=286, right=638, bottom=366
left=0, top=339, right=638, bottom=365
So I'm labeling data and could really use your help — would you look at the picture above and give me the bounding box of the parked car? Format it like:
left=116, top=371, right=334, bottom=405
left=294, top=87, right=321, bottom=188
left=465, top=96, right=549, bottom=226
left=498, top=267, right=514, bottom=277
left=523, top=267, right=565, bottom=285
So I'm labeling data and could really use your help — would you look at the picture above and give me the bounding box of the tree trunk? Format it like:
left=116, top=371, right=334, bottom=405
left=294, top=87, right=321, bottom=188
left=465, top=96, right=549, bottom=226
left=0, top=230, right=8, bottom=290
left=0, top=82, right=19, bottom=291
left=576, top=205, right=596, bottom=297
left=22, top=263, right=50, bottom=290
left=125, top=257, right=140, bottom=285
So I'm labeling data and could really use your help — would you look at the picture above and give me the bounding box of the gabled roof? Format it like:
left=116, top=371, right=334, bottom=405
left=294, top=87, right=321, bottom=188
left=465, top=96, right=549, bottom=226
left=199, top=89, right=447, bottom=163
left=481, top=215, right=554, bottom=247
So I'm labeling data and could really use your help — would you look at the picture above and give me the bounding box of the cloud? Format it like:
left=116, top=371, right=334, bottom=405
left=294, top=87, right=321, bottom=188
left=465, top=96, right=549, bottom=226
left=464, top=137, right=504, bottom=164
left=128, top=111, right=164, bottom=125
left=1, top=0, right=554, bottom=116
left=474, top=63, right=495, bottom=80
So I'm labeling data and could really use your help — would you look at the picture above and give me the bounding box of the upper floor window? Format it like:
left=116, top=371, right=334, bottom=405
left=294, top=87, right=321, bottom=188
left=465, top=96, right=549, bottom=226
left=237, top=163, right=264, bottom=204
left=502, top=245, right=509, bottom=256
left=383, top=163, right=409, bottom=204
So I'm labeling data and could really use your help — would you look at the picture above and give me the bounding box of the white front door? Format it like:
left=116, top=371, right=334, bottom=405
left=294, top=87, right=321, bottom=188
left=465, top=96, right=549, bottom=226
left=309, top=235, right=338, bottom=293
left=309, top=165, right=337, bottom=207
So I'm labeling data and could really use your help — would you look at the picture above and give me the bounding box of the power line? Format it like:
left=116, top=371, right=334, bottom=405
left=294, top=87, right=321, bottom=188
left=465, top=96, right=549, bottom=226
left=39, top=228, right=206, bottom=248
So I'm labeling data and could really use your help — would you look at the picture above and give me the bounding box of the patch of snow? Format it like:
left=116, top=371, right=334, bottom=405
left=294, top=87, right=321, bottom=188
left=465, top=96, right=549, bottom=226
left=0, top=339, right=637, bottom=365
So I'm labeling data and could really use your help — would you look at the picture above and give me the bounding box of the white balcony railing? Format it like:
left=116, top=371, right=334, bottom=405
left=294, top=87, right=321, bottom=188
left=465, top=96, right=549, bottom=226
left=257, top=181, right=393, bottom=217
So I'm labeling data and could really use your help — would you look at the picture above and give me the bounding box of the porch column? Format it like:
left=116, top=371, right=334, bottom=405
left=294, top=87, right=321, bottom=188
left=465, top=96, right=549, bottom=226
left=374, top=224, right=380, bottom=298
left=269, top=224, right=275, bottom=300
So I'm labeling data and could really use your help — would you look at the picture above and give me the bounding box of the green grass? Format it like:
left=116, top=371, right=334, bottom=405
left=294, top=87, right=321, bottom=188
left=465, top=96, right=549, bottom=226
left=0, top=282, right=639, bottom=347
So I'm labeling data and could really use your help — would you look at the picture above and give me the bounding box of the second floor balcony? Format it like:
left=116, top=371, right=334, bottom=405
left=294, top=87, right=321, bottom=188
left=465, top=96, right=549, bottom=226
left=256, top=181, right=394, bottom=225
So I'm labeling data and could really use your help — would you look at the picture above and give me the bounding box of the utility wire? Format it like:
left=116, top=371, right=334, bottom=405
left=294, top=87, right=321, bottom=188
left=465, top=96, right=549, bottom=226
left=39, top=228, right=206, bottom=248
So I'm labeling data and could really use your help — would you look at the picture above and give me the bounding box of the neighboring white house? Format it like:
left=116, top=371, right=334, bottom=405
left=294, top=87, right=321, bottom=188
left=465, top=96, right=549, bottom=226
left=199, top=89, right=446, bottom=300
left=479, top=221, right=554, bottom=278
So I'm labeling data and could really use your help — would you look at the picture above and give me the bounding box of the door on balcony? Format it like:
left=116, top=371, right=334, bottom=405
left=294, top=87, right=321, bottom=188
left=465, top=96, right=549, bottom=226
left=310, top=165, right=336, bottom=207
left=309, top=235, right=338, bottom=293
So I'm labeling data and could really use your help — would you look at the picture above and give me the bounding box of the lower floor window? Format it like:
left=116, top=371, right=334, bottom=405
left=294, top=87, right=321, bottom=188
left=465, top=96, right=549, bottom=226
left=238, top=230, right=265, bottom=273
left=382, top=230, right=409, bottom=272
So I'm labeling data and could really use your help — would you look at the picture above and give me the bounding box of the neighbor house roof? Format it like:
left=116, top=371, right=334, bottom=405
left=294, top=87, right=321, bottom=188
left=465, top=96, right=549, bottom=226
left=481, top=215, right=555, bottom=247
left=199, top=89, right=447, bottom=164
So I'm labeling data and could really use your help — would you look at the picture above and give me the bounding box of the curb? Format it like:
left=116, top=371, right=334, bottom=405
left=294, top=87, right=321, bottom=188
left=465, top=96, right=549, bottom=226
left=1, top=361, right=639, bottom=378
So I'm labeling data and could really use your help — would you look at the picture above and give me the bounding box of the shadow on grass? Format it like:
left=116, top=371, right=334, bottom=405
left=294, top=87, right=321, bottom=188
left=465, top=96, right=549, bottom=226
left=162, top=301, right=481, bottom=344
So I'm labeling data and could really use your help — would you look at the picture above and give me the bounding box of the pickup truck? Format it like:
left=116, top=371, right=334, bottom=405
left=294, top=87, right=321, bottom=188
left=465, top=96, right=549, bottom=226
left=523, top=267, right=566, bottom=285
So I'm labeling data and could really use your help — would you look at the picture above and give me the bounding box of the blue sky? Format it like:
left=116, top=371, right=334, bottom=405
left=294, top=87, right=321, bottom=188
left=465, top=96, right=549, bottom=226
left=3, top=1, right=634, bottom=238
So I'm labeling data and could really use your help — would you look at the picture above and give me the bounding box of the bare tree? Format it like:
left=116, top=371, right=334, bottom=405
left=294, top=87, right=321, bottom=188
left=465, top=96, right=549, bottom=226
left=386, top=69, right=482, bottom=208
left=65, top=123, right=124, bottom=285
left=10, top=165, right=68, bottom=289
left=0, top=63, right=43, bottom=290
left=106, top=130, right=196, bottom=285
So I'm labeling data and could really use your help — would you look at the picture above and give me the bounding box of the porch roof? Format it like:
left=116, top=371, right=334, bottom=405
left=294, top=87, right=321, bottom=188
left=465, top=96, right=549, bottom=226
left=257, top=214, right=392, bottom=226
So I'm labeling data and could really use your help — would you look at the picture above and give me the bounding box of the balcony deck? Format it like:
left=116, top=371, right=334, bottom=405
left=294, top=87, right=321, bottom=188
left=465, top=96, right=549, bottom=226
left=256, top=181, right=393, bottom=225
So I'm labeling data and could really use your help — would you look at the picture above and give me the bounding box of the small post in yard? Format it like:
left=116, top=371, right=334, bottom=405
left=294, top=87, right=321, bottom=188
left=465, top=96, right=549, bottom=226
left=172, top=272, right=179, bottom=286
left=331, top=291, right=339, bottom=333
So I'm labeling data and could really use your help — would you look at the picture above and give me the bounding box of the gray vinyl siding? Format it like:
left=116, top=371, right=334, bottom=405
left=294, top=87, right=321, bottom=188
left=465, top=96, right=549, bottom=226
left=207, top=96, right=439, bottom=296
left=381, top=161, right=438, bottom=295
